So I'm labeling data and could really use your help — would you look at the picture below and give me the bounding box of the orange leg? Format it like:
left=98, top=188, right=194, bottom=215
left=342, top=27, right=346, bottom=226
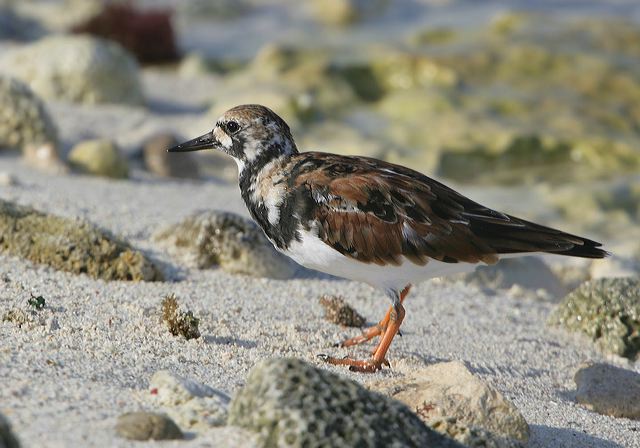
left=337, top=285, right=411, bottom=350
left=320, top=285, right=410, bottom=373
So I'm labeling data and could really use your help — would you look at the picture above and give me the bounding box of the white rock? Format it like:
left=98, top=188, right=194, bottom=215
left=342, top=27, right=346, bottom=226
left=0, top=35, right=143, bottom=105
left=575, top=362, right=640, bottom=419
left=370, top=361, right=529, bottom=445
left=149, top=370, right=230, bottom=429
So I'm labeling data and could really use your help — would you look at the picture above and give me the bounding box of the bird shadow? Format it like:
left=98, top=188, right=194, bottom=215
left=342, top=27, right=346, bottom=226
left=289, top=265, right=343, bottom=281
left=202, top=335, right=257, bottom=349
left=155, top=262, right=343, bottom=283
left=528, top=424, right=625, bottom=448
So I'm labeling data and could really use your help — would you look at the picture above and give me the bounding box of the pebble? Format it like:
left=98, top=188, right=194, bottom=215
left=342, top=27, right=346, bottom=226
left=143, top=133, right=199, bottom=179
left=115, top=412, right=183, bottom=441
left=68, top=139, right=129, bottom=179
left=370, top=361, right=529, bottom=446
left=22, top=142, right=68, bottom=175
left=0, top=413, right=21, bottom=448
left=149, top=370, right=230, bottom=429
left=574, top=363, right=640, bottom=419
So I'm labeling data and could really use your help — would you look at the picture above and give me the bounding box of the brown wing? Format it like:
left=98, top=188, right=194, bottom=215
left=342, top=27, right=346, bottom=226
left=285, top=152, right=606, bottom=266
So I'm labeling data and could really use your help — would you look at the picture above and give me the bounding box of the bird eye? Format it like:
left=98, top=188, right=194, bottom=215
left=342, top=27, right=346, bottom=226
left=225, top=121, right=240, bottom=134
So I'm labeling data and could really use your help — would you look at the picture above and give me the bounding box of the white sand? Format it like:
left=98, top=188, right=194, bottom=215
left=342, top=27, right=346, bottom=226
left=1, top=156, right=638, bottom=448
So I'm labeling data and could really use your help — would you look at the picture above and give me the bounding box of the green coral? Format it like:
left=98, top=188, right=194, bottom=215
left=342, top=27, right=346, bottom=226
left=436, top=135, right=640, bottom=185
left=0, top=199, right=162, bottom=281
left=0, top=75, right=58, bottom=151
left=549, top=278, right=640, bottom=359
left=154, top=210, right=297, bottom=280
left=228, top=358, right=463, bottom=447
left=319, top=295, right=366, bottom=327
left=161, top=294, right=200, bottom=340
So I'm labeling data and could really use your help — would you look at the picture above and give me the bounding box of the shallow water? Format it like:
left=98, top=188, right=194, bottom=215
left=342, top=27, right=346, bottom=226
left=169, top=0, right=640, bottom=58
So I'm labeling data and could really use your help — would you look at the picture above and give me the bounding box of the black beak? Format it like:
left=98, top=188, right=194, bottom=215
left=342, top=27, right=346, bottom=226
left=167, top=132, right=218, bottom=152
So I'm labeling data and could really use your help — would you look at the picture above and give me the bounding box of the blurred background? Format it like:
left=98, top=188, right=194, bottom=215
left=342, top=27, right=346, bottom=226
left=1, top=0, right=639, bottom=256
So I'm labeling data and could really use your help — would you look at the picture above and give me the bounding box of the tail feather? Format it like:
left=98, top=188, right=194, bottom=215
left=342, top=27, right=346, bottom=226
left=469, top=214, right=609, bottom=259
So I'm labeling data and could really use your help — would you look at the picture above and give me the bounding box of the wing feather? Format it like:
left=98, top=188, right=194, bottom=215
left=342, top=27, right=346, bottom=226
left=283, top=152, right=606, bottom=266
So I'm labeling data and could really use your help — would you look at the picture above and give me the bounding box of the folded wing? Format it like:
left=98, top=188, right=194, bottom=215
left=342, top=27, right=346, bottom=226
left=285, top=153, right=607, bottom=267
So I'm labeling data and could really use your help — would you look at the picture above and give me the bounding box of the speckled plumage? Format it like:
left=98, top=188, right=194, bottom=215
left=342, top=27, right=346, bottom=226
left=169, top=104, right=608, bottom=372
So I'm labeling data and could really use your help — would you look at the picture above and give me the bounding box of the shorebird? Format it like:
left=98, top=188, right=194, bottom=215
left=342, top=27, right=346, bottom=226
left=169, top=104, right=608, bottom=373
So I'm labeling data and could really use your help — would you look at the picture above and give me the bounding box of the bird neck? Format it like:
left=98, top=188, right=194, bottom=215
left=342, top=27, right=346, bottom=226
left=236, top=135, right=297, bottom=177
left=238, top=149, right=297, bottom=250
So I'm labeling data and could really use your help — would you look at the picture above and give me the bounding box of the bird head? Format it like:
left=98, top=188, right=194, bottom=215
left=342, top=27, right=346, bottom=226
left=168, top=104, right=298, bottom=173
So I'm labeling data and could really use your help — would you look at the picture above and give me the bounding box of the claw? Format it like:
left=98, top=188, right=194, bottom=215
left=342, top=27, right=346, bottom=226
left=320, top=354, right=389, bottom=373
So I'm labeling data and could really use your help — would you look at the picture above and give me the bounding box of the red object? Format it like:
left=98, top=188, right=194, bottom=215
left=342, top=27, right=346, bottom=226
left=150, top=388, right=158, bottom=395
left=73, top=3, right=179, bottom=64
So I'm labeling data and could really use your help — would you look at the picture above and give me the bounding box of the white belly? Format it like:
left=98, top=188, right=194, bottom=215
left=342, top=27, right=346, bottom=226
left=282, top=229, right=479, bottom=292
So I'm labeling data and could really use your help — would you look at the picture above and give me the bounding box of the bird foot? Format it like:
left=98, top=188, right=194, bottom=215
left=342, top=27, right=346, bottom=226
left=334, top=328, right=404, bottom=357
left=334, top=324, right=385, bottom=348
left=317, top=354, right=390, bottom=373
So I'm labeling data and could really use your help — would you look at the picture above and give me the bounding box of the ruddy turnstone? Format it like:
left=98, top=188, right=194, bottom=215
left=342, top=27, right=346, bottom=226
left=169, top=104, right=608, bottom=373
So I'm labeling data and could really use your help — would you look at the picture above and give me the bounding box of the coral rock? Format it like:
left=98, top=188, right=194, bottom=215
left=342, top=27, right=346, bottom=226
left=0, top=35, right=143, bottom=105
left=319, top=295, right=366, bottom=327
left=229, top=358, right=462, bottom=447
left=154, top=210, right=298, bottom=279
left=0, top=75, right=58, bottom=152
left=549, top=278, right=640, bottom=359
left=161, top=295, right=201, bottom=340
left=0, top=199, right=163, bottom=281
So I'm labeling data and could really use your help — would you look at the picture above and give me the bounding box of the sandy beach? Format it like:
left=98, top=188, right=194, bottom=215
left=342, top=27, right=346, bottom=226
left=2, top=1, right=640, bottom=447
left=0, top=156, right=638, bottom=447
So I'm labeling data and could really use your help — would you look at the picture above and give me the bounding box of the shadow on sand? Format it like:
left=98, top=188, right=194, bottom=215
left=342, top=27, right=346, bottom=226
left=528, top=425, right=625, bottom=448
left=202, top=335, right=258, bottom=349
